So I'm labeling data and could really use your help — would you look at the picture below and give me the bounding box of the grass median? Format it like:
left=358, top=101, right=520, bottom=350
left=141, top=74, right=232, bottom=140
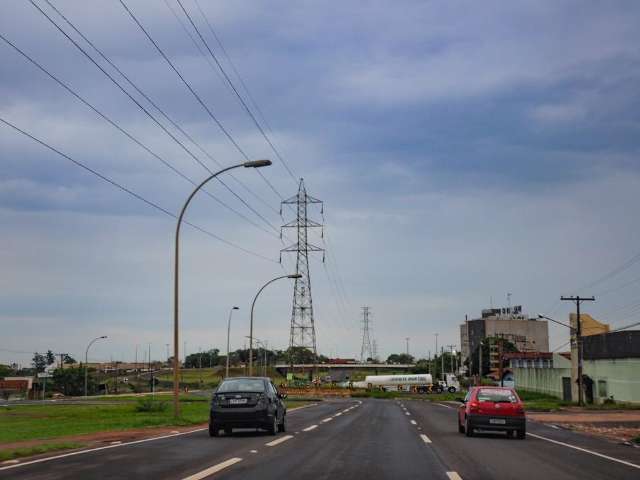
left=0, top=395, right=311, bottom=444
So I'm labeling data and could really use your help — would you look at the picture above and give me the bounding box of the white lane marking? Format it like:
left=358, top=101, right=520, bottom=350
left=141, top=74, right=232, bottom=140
left=527, top=433, right=640, bottom=470
left=265, top=435, right=294, bottom=447
left=420, top=434, right=432, bottom=444
left=303, top=425, right=318, bottom=432
left=405, top=412, right=411, bottom=416
left=322, top=417, right=333, bottom=423
left=446, top=472, right=463, bottom=480
left=410, top=420, right=417, bottom=425
left=0, top=402, right=318, bottom=472
left=549, top=424, right=560, bottom=430
left=436, top=403, right=454, bottom=409
left=250, top=450, right=258, bottom=454
left=342, top=409, right=350, bottom=413
left=182, top=457, right=242, bottom=480
left=335, top=412, right=343, bottom=417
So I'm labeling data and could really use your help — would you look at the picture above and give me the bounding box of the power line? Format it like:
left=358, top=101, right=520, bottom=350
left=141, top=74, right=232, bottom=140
left=118, top=0, right=287, bottom=205
left=0, top=31, right=278, bottom=240
left=30, top=0, right=280, bottom=237
left=45, top=0, right=280, bottom=217
left=0, top=115, right=277, bottom=263
left=175, top=0, right=297, bottom=183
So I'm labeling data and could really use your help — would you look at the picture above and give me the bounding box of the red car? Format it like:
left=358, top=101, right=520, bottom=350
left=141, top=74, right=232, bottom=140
left=458, top=386, right=526, bottom=439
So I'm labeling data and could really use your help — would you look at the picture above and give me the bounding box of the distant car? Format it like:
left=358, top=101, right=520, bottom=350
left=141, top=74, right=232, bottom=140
left=209, top=377, right=287, bottom=437
left=457, top=386, right=526, bottom=439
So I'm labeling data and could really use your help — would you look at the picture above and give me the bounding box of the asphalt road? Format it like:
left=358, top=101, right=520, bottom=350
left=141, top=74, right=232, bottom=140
left=2, top=398, right=639, bottom=479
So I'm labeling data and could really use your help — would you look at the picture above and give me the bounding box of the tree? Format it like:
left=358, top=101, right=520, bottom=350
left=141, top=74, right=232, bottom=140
left=386, top=353, right=414, bottom=364
left=63, top=354, right=77, bottom=365
left=468, top=336, right=518, bottom=376
left=52, top=366, right=93, bottom=396
left=45, top=350, right=55, bottom=366
left=0, top=364, right=12, bottom=377
left=32, top=353, right=46, bottom=373
left=185, top=349, right=220, bottom=369
left=285, top=347, right=315, bottom=364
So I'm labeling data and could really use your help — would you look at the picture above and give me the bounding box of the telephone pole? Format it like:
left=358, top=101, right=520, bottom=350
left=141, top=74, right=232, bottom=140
left=360, top=307, right=373, bottom=363
left=561, top=295, right=595, bottom=406
left=405, top=337, right=410, bottom=357
left=281, top=179, right=324, bottom=381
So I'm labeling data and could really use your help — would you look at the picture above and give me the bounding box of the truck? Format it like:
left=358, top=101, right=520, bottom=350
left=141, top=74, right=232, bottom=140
left=358, top=373, right=461, bottom=393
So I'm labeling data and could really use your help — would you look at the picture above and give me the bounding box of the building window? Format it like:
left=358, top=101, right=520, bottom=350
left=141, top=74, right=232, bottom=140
left=597, top=380, right=607, bottom=398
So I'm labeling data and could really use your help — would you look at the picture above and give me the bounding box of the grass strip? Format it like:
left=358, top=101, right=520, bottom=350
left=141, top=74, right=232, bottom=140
left=0, top=442, right=85, bottom=461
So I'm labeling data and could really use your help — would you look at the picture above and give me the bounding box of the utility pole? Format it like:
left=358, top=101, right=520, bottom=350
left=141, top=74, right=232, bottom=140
left=478, top=339, right=483, bottom=385
left=281, top=178, right=324, bottom=384
left=498, top=334, right=504, bottom=387
left=166, top=344, right=170, bottom=364
left=441, top=347, right=445, bottom=378
left=447, top=345, right=455, bottom=374
left=134, top=344, right=139, bottom=372
left=561, top=295, right=595, bottom=406
left=405, top=337, right=410, bottom=357
left=360, top=307, right=373, bottom=362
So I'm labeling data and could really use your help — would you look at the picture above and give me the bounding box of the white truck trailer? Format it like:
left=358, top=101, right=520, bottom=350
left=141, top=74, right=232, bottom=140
left=362, top=373, right=460, bottom=393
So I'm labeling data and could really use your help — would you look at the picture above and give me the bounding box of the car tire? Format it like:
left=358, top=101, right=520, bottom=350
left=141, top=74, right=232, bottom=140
left=458, top=419, right=465, bottom=434
left=278, top=414, right=286, bottom=433
left=517, top=428, right=526, bottom=440
left=268, top=416, right=278, bottom=435
left=224, top=426, right=233, bottom=436
left=209, top=423, right=219, bottom=437
left=448, top=386, right=456, bottom=393
left=465, top=417, right=473, bottom=437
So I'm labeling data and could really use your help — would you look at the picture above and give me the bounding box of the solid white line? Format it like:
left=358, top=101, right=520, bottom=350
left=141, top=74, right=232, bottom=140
left=0, top=402, right=319, bottom=472
left=265, top=435, right=293, bottom=447
left=303, top=425, right=318, bottom=432
left=446, top=472, right=463, bottom=480
left=0, top=427, right=208, bottom=472
left=527, top=433, right=640, bottom=470
left=436, top=403, right=454, bottom=409
left=181, top=457, right=242, bottom=480
left=410, top=420, right=417, bottom=425
left=420, top=434, right=432, bottom=444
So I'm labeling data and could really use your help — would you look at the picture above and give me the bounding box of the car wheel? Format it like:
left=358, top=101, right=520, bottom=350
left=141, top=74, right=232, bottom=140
left=448, top=386, right=456, bottom=393
left=268, top=416, right=278, bottom=435
left=278, top=414, right=286, bottom=433
left=517, top=428, right=526, bottom=440
left=465, top=417, right=473, bottom=437
left=458, top=419, right=465, bottom=434
left=209, top=423, right=219, bottom=437
left=224, top=426, right=233, bottom=436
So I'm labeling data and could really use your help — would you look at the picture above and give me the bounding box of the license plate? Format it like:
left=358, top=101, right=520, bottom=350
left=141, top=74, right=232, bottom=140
left=489, top=418, right=506, bottom=425
left=229, top=398, right=247, bottom=405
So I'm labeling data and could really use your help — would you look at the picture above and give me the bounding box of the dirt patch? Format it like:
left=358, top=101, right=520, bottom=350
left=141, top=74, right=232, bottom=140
left=528, top=410, right=640, bottom=443
left=0, top=423, right=207, bottom=452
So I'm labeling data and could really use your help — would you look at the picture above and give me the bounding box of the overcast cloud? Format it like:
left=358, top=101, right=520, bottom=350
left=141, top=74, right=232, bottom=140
left=1, top=0, right=639, bottom=365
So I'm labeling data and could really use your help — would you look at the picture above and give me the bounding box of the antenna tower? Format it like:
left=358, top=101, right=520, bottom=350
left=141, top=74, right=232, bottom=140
left=281, top=179, right=324, bottom=372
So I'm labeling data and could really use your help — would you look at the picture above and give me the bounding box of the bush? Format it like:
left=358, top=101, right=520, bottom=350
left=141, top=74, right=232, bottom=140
left=134, top=398, right=168, bottom=413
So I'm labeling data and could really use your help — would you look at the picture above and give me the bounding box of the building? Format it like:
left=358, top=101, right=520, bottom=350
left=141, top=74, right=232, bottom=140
left=510, top=329, right=640, bottom=404
left=460, top=305, right=549, bottom=373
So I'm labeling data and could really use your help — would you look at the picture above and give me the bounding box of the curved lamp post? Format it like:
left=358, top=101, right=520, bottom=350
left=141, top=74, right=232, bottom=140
left=84, top=335, right=107, bottom=398
left=225, top=306, right=240, bottom=378
left=173, top=160, right=271, bottom=418
left=249, top=273, right=301, bottom=376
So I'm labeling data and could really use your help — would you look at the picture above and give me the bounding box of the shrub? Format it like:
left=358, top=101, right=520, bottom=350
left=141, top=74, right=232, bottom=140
left=134, top=398, right=168, bottom=413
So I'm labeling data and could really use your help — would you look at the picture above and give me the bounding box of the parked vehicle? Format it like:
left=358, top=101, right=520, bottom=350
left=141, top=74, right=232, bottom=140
left=457, top=386, right=526, bottom=439
left=209, top=377, right=286, bottom=437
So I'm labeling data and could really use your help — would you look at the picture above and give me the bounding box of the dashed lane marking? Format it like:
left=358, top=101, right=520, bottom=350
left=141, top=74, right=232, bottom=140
left=181, top=457, right=243, bottom=480
left=446, top=472, right=463, bottom=480
left=436, top=403, right=454, bottom=409
left=420, top=434, right=432, bottom=444
left=527, top=433, right=640, bottom=470
left=335, top=412, right=343, bottom=417
left=322, top=417, right=333, bottom=423
left=405, top=412, right=411, bottom=416
left=265, top=435, right=294, bottom=447
left=250, top=450, right=258, bottom=454
left=410, top=420, right=417, bottom=425
left=303, top=425, right=318, bottom=432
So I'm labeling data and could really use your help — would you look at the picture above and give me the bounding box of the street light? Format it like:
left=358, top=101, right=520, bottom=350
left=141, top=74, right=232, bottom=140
left=249, top=273, right=302, bottom=376
left=226, top=306, right=240, bottom=378
left=85, top=335, right=107, bottom=398
left=173, top=160, right=272, bottom=418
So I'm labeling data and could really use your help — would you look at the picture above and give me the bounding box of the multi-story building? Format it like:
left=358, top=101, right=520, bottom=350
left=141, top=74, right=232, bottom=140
left=460, top=305, right=549, bottom=373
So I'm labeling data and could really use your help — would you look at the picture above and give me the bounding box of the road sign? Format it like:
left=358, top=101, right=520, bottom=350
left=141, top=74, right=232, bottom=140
left=37, top=373, right=52, bottom=378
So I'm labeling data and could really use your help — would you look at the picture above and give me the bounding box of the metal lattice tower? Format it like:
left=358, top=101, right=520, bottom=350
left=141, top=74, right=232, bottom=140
left=360, top=306, right=373, bottom=363
left=281, top=178, right=324, bottom=369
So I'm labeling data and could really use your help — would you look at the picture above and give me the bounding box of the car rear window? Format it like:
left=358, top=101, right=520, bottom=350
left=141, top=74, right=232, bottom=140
left=217, top=379, right=265, bottom=393
left=477, top=389, right=518, bottom=403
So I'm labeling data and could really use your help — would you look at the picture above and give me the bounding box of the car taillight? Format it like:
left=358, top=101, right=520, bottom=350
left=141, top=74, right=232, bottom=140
left=469, top=402, right=479, bottom=412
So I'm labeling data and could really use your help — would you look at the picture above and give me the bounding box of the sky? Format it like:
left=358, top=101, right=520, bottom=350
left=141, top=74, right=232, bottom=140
left=1, top=0, right=640, bottom=366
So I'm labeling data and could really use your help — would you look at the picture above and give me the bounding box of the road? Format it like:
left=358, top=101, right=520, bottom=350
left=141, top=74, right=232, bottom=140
left=1, top=398, right=639, bottom=479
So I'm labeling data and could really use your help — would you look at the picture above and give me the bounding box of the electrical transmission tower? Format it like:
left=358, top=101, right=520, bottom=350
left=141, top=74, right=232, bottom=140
left=281, top=179, right=324, bottom=372
left=360, top=306, right=373, bottom=363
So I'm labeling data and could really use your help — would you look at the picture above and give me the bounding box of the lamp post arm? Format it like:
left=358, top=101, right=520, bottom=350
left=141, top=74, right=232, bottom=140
left=249, top=275, right=290, bottom=376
